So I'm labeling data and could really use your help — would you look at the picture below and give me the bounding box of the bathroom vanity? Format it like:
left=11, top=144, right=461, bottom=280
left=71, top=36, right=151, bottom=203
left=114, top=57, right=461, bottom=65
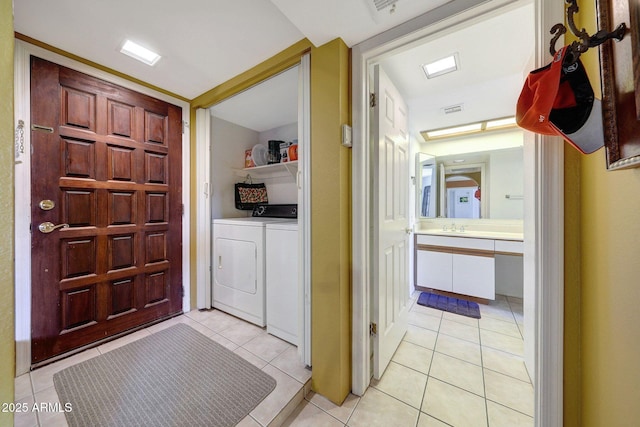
left=415, top=230, right=523, bottom=300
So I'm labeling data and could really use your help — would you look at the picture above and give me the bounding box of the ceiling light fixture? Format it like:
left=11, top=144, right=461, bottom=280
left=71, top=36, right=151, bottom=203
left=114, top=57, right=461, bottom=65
left=120, top=40, right=161, bottom=66
left=485, top=116, right=517, bottom=129
left=420, top=116, right=517, bottom=141
left=424, top=123, right=482, bottom=139
left=422, top=53, right=459, bottom=79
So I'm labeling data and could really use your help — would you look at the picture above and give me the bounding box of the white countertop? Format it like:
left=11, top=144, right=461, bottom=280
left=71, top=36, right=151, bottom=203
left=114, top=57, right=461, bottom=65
left=416, top=229, right=524, bottom=241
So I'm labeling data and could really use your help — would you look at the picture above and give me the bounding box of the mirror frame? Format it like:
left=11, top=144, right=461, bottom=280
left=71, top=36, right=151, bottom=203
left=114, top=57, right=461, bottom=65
left=415, top=153, right=437, bottom=218
left=598, top=0, right=640, bottom=170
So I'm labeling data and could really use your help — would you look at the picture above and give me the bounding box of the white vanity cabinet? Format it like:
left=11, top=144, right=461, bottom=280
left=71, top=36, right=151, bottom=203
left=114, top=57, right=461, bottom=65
left=415, top=234, right=496, bottom=299
left=416, top=248, right=453, bottom=292
left=452, top=253, right=495, bottom=299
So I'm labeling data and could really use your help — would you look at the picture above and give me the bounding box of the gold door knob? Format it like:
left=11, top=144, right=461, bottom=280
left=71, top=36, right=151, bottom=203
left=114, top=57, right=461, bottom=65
left=38, top=222, right=69, bottom=233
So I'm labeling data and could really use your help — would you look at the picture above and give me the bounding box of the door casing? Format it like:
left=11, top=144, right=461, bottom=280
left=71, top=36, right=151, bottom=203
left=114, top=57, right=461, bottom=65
left=351, top=1, right=565, bottom=426
left=13, top=39, right=191, bottom=375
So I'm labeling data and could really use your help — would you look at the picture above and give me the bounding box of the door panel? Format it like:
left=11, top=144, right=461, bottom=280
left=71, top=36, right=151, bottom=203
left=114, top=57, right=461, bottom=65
left=30, top=56, right=183, bottom=363
left=372, top=65, right=410, bottom=379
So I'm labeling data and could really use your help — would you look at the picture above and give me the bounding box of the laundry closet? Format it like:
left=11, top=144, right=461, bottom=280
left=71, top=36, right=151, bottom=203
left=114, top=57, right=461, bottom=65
left=203, top=61, right=311, bottom=365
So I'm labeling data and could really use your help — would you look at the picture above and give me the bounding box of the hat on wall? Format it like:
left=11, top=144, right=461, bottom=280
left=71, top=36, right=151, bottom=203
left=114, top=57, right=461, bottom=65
left=516, top=46, right=604, bottom=154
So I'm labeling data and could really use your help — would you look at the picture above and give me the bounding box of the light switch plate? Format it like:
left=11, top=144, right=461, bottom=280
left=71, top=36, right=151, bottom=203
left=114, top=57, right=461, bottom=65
left=342, top=124, right=352, bottom=148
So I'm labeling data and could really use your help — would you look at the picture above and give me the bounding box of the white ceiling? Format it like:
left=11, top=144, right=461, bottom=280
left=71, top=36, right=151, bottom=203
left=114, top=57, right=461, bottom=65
left=208, top=1, right=535, bottom=137
left=210, top=66, right=299, bottom=132
left=14, top=0, right=305, bottom=100
left=13, top=0, right=535, bottom=137
left=271, top=0, right=453, bottom=47
left=378, top=1, right=535, bottom=140
left=14, top=0, right=459, bottom=100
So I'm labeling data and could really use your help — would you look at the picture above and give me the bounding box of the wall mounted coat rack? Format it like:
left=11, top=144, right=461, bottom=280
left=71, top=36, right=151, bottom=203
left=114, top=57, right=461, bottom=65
left=550, top=0, right=626, bottom=65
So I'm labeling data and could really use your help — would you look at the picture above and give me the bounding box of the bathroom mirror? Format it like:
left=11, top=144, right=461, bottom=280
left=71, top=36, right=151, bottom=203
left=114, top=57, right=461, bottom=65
left=440, top=161, right=486, bottom=219
left=417, top=146, right=524, bottom=220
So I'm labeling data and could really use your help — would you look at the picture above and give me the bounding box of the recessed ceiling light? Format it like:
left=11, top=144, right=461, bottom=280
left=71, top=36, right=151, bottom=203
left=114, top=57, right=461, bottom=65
left=422, top=54, right=459, bottom=79
left=120, top=40, right=161, bottom=66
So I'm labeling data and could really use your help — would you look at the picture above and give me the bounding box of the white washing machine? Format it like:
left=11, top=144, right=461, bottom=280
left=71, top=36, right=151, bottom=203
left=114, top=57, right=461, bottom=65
left=212, top=217, right=287, bottom=326
left=265, top=220, right=299, bottom=344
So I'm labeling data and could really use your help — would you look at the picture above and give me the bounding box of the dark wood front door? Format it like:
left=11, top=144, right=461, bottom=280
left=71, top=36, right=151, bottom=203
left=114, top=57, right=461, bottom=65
left=30, top=57, right=183, bottom=364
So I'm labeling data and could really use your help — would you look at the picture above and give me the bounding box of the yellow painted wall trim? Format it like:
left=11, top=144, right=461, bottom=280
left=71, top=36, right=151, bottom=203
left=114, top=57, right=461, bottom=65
left=187, top=38, right=312, bottom=309
left=14, top=33, right=189, bottom=103
left=309, top=38, right=352, bottom=405
left=190, top=38, right=313, bottom=109
left=1, top=0, right=15, bottom=425
left=563, top=1, right=640, bottom=426
left=188, top=37, right=352, bottom=405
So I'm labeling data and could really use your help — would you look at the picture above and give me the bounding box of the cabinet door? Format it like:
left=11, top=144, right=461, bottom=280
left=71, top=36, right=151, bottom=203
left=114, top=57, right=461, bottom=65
left=452, top=254, right=495, bottom=299
left=416, top=249, right=452, bottom=292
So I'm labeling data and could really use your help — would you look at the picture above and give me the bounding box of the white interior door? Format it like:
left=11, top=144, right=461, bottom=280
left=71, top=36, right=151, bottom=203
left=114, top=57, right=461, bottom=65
left=372, top=64, right=410, bottom=379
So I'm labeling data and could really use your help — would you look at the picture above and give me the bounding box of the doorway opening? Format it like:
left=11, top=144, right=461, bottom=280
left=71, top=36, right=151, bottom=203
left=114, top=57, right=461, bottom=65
left=352, top=0, right=565, bottom=425
left=194, top=55, right=312, bottom=367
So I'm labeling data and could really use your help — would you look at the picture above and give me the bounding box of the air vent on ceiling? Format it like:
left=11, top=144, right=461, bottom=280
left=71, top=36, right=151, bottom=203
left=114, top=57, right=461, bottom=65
left=442, top=104, right=464, bottom=115
left=372, top=0, right=399, bottom=12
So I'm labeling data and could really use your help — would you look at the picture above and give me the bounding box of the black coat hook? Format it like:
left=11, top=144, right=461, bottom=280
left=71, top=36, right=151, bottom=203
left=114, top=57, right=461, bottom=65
left=549, top=0, right=627, bottom=65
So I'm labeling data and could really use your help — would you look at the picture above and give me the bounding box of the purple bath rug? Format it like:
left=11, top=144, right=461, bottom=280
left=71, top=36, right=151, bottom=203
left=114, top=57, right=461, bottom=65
left=417, top=292, right=481, bottom=319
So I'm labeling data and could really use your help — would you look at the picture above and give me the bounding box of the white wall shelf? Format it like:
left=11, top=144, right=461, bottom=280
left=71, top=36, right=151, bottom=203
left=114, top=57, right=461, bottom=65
left=235, top=160, right=298, bottom=180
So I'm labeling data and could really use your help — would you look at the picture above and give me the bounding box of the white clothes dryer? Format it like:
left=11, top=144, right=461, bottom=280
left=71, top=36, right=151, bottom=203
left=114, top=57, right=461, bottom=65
left=212, top=217, right=287, bottom=326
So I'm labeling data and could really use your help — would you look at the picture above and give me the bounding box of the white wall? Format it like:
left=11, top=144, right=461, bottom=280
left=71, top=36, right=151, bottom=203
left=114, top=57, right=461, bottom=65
left=210, top=118, right=299, bottom=217
left=211, top=116, right=258, bottom=219
left=259, top=122, right=297, bottom=145
left=495, top=254, right=524, bottom=298
left=488, top=147, right=524, bottom=219
left=259, top=122, right=298, bottom=205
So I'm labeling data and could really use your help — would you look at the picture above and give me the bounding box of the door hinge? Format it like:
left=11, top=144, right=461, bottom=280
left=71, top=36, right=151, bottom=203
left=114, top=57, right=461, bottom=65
left=370, top=92, right=377, bottom=108
left=180, top=203, right=184, bottom=216
left=181, top=286, right=185, bottom=298
left=370, top=322, right=377, bottom=336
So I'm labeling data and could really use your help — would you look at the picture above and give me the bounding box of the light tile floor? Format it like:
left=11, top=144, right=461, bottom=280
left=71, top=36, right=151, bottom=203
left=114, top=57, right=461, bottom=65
left=14, top=310, right=311, bottom=427
left=281, top=292, right=533, bottom=427
left=15, top=293, right=532, bottom=427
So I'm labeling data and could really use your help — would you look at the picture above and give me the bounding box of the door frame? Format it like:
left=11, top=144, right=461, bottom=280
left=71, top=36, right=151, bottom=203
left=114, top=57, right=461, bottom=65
left=351, top=0, right=564, bottom=426
left=194, top=55, right=312, bottom=365
left=13, top=39, right=191, bottom=375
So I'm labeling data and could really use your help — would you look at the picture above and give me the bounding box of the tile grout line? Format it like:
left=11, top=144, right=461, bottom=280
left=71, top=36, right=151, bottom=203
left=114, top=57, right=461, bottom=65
left=303, top=396, right=351, bottom=426
left=416, top=313, right=440, bottom=426
left=479, top=314, right=490, bottom=427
